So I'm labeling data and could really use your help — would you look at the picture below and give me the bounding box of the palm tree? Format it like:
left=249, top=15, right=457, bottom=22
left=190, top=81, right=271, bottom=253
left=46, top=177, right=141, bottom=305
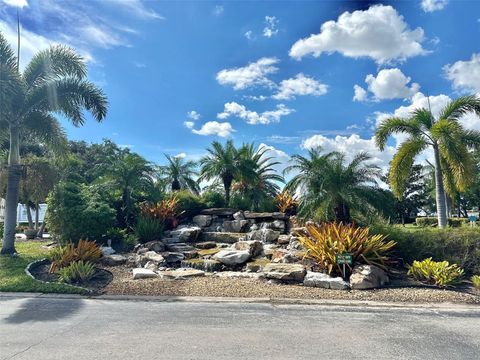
left=284, top=148, right=382, bottom=223
left=159, top=154, right=200, bottom=194
left=200, top=140, right=238, bottom=206
left=102, top=152, right=155, bottom=229
left=375, top=96, right=480, bottom=228
left=233, top=143, right=283, bottom=210
left=0, top=33, right=107, bottom=254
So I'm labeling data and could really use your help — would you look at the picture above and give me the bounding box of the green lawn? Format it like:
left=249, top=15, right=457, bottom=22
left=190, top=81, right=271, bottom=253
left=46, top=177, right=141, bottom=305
left=0, top=241, right=87, bottom=294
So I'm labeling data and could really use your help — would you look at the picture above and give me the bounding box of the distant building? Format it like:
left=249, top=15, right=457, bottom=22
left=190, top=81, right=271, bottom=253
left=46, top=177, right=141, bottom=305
left=0, top=199, right=47, bottom=224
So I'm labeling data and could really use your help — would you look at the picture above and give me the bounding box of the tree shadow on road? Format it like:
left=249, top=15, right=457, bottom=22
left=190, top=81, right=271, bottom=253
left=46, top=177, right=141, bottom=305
left=3, top=297, right=85, bottom=324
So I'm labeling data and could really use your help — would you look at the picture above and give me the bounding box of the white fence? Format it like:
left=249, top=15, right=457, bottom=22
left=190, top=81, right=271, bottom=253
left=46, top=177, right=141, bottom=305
left=0, top=199, right=47, bottom=224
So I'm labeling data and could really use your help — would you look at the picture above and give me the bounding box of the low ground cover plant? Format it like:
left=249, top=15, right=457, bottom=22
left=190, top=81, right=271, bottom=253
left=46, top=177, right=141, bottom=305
left=472, top=275, right=480, bottom=289
left=58, top=260, right=96, bottom=283
left=407, top=258, right=464, bottom=288
left=49, top=239, right=101, bottom=274
left=297, top=222, right=396, bottom=277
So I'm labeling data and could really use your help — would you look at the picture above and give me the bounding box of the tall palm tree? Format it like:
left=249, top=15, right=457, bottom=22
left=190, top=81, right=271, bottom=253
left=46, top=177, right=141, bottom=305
left=375, top=96, right=480, bottom=228
left=233, top=143, right=283, bottom=210
left=284, top=148, right=382, bottom=223
left=159, top=154, right=200, bottom=194
left=200, top=140, right=238, bottom=206
left=0, top=33, right=107, bottom=254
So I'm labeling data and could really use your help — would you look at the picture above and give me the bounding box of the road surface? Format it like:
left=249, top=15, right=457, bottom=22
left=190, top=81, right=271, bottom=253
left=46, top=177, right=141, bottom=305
left=1, top=295, right=479, bottom=359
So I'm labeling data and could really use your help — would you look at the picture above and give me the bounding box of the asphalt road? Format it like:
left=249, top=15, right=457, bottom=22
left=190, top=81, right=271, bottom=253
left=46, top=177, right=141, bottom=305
left=1, top=296, right=479, bottom=360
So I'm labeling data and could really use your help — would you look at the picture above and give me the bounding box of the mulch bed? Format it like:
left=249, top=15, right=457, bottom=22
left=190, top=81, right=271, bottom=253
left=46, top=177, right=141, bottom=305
left=103, top=264, right=480, bottom=304
left=29, top=261, right=113, bottom=294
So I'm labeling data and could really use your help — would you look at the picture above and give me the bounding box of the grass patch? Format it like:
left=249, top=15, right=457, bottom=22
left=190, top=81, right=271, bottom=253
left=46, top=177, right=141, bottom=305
left=0, top=241, right=87, bottom=294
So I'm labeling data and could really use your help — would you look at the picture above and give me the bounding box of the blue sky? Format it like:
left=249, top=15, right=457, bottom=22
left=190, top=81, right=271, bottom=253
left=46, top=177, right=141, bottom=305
left=1, top=0, right=480, bottom=172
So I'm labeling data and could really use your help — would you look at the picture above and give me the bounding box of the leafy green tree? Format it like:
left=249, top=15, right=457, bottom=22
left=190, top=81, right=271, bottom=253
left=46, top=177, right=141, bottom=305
left=0, top=33, right=107, bottom=254
left=375, top=96, right=480, bottom=228
left=285, top=148, right=383, bottom=223
left=159, top=154, right=200, bottom=194
left=200, top=140, right=238, bottom=206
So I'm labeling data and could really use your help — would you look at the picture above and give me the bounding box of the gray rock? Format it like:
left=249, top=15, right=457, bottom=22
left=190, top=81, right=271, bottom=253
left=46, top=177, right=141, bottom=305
left=166, top=243, right=196, bottom=253
left=272, top=220, right=286, bottom=233
left=162, top=252, right=185, bottom=263
left=271, top=249, right=300, bottom=263
left=247, top=228, right=280, bottom=243
left=349, top=265, right=389, bottom=290
left=132, top=268, right=157, bottom=279
left=193, top=215, right=212, bottom=228
left=144, top=251, right=165, bottom=264
left=287, top=237, right=303, bottom=250
left=143, top=261, right=158, bottom=271
left=200, top=208, right=237, bottom=216
left=263, top=244, right=280, bottom=258
left=222, top=220, right=250, bottom=233
left=142, top=240, right=166, bottom=253
left=100, top=246, right=115, bottom=256
left=181, top=259, right=223, bottom=272
left=201, top=232, right=246, bottom=244
left=277, top=234, right=291, bottom=245
left=262, top=263, right=306, bottom=282
left=169, top=226, right=202, bottom=242
left=162, top=237, right=182, bottom=244
left=232, top=240, right=263, bottom=257
left=303, top=271, right=350, bottom=290
left=213, top=250, right=251, bottom=266
left=159, top=268, right=205, bottom=279
left=196, top=241, right=217, bottom=249
left=101, top=254, right=127, bottom=266
left=233, top=211, right=245, bottom=220
left=213, top=271, right=262, bottom=279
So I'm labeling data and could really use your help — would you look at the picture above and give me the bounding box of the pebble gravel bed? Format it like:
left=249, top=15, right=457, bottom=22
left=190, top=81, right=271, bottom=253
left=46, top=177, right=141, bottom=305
left=104, top=266, right=480, bottom=304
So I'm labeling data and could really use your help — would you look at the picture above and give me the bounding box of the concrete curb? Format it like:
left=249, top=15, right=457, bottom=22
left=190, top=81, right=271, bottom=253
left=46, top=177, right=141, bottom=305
left=1, top=292, right=479, bottom=311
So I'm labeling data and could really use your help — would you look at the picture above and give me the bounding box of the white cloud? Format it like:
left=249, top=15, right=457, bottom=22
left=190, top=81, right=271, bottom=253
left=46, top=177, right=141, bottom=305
left=134, top=61, right=146, bottom=68
left=187, top=111, right=201, bottom=120
left=362, top=68, right=420, bottom=101
left=353, top=85, right=368, bottom=102
left=217, top=102, right=294, bottom=125
left=216, top=57, right=279, bottom=90
left=80, top=25, right=127, bottom=49
left=213, top=5, right=224, bottom=16
left=302, top=134, right=396, bottom=171
left=243, top=95, right=267, bottom=101
left=289, top=5, right=427, bottom=64
left=174, top=152, right=187, bottom=159
left=118, top=0, right=164, bottom=20
left=421, top=0, right=449, bottom=12
left=191, top=121, right=235, bottom=137
left=265, top=135, right=300, bottom=144
left=444, top=53, right=480, bottom=93
left=3, top=0, right=28, bottom=8
left=244, top=30, right=253, bottom=40
left=263, top=16, right=279, bottom=38
left=184, top=121, right=195, bottom=129
left=272, top=73, right=328, bottom=100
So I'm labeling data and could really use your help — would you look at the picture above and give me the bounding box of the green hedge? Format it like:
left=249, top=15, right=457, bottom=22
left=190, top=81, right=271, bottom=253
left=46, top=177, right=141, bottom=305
left=415, top=217, right=470, bottom=228
left=372, top=225, right=480, bottom=274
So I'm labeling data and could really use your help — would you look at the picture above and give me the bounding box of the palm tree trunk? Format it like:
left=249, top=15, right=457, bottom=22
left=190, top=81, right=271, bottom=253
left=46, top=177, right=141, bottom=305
left=34, top=202, right=39, bottom=230
left=433, top=144, right=447, bottom=228
left=26, top=205, right=33, bottom=229
left=36, top=221, right=46, bottom=239
left=223, top=178, right=232, bottom=206
left=1, top=126, right=21, bottom=254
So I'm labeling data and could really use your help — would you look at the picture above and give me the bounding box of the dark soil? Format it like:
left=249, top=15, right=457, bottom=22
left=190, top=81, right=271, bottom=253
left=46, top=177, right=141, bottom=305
left=29, top=261, right=113, bottom=294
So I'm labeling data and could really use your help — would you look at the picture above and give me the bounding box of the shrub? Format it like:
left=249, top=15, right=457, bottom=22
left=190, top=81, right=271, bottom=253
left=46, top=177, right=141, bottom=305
left=371, top=225, right=480, bottom=274
left=174, top=190, right=206, bottom=218
left=201, top=190, right=225, bottom=208
left=407, top=258, right=464, bottom=287
left=58, top=260, right=96, bottom=283
left=105, top=228, right=138, bottom=252
left=135, top=216, right=164, bottom=243
left=275, top=190, right=298, bottom=215
left=472, top=275, right=480, bottom=289
left=46, top=180, right=116, bottom=244
left=49, top=239, right=102, bottom=273
left=297, top=223, right=396, bottom=277
left=415, top=217, right=469, bottom=228
left=139, top=194, right=184, bottom=229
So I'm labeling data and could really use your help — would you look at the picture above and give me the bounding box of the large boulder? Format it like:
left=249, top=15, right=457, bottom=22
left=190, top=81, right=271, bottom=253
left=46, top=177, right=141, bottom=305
left=233, top=211, right=245, bottom=220
left=200, top=208, right=237, bottom=216
left=201, top=232, right=245, bottom=244
left=246, top=229, right=280, bottom=243
left=213, top=250, right=251, bottom=266
left=142, top=240, right=166, bottom=253
left=243, top=211, right=286, bottom=220
left=262, top=263, right=306, bottom=282
left=159, top=269, right=205, bottom=279
left=144, top=251, right=165, bottom=264
left=303, top=271, right=350, bottom=290
left=169, top=226, right=202, bottom=242
left=196, top=241, right=217, bottom=249
left=222, top=220, right=250, bottom=233
left=192, top=215, right=212, bottom=228
left=161, top=252, right=185, bottom=264
left=101, top=254, right=127, bottom=266
left=277, top=234, right=291, bottom=245
left=132, top=268, right=157, bottom=279
left=271, top=249, right=300, bottom=264
left=349, top=265, right=389, bottom=290
left=232, top=240, right=263, bottom=257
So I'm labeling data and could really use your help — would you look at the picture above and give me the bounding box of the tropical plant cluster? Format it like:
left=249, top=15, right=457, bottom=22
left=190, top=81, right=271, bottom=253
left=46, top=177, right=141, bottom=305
left=407, top=258, right=464, bottom=287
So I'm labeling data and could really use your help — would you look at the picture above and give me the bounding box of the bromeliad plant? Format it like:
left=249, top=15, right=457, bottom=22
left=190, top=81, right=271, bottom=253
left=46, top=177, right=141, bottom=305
left=408, top=258, right=464, bottom=288
left=49, top=239, right=102, bottom=274
left=139, top=194, right=183, bottom=229
left=275, top=190, right=298, bottom=215
left=297, top=222, right=396, bottom=278
left=57, top=260, right=96, bottom=284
